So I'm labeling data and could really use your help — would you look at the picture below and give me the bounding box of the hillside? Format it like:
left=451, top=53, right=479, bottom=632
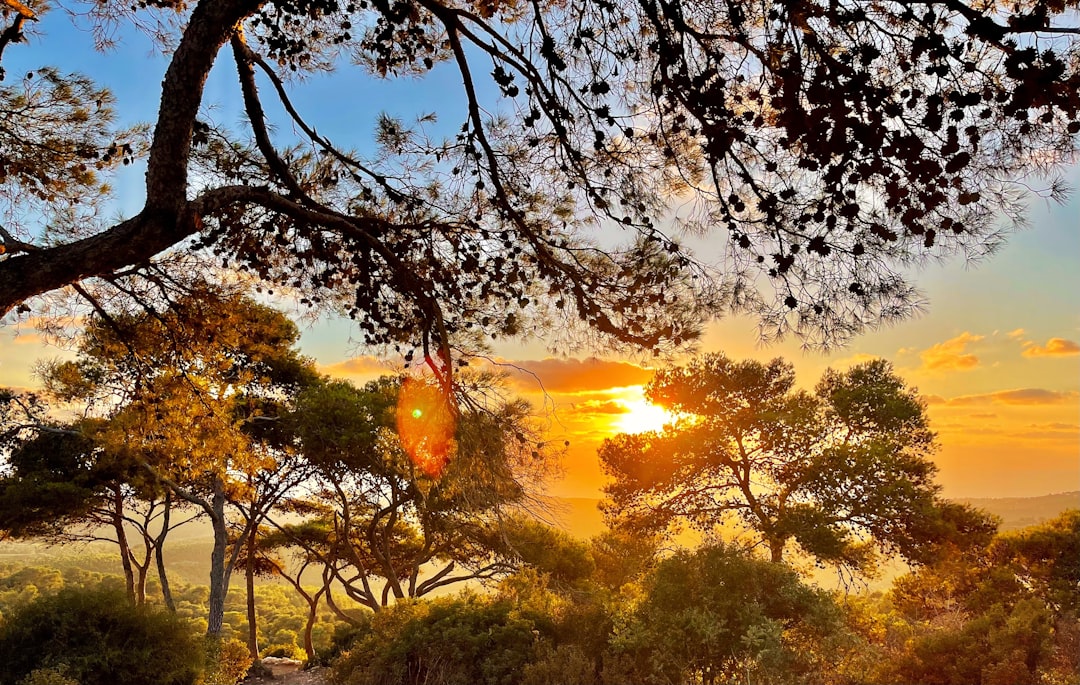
left=956, top=491, right=1080, bottom=531
left=549, top=492, right=1080, bottom=539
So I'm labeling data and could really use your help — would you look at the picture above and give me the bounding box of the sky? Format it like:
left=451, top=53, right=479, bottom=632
left=1, top=6, right=1078, bottom=502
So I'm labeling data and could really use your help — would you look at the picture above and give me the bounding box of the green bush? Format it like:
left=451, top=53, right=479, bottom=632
left=331, top=595, right=551, bottom=685
left=18, top=668, right=79, bottom=685
left=0, top=587, right=203, bottom=685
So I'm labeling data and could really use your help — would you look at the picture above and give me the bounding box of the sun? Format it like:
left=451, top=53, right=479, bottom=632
left=615, top=399, right=674, bottom=434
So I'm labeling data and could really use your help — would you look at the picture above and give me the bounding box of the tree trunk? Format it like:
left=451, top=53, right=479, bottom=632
left=156, top=493, right=176, bottom=612
left=302, top=590, right=322, bottom=663
left=206, top=474, right=229, bottom=637
left=112, top=488, right=136, bottom=604
left=133, top=553, right=148, bottom=605
left=245, top=523, right=260, bottom=660
left=768, top=538, right=785, bottom=563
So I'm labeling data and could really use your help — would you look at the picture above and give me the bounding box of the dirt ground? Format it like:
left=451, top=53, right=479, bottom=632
left=244, top=662, right=330, bottom=685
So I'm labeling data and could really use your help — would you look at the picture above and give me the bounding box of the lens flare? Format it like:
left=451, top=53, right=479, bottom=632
left=396, top=378, right=456, bottom=477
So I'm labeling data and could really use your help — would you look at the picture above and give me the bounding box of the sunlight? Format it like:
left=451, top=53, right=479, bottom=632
left=615, top=399, right=674, bottom=434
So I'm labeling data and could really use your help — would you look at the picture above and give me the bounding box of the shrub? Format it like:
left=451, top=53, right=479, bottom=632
left=199, top=637, right=252, bottom=685
left=331, top=595, right=549, bottom=685
left=18, top=669, right=79, bottom=685
left=0, top=587, right=203, bottom=685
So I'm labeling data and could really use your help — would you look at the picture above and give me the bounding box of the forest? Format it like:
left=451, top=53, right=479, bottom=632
left=1, top=0, right=1079, bottom=683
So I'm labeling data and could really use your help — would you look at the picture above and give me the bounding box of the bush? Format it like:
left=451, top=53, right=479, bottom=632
left=199, top=637, right=252, bottom=685
left=0, top=587, right=203, bottom=685
left=18, top=669, right=79, bottom=685
left=331, top=595, right=550, bottom=685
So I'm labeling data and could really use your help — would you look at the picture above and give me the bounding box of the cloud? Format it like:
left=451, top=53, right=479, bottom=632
left=1027, top=422, right=1078, bottom=431
left=969, top=412, right=998, bottom=419
left=501, top=357, right=655, bottom=394
left=1007, top=328, right=1026, bottom=340
left=321, top=355, right=397, bottom=379
left=575, top=400, right=630, bottom=415
left=922, top=394, right=947, bottom=405
left=945, top=388, right=1080, bottom=406
left=9, top=331, right=44, bottom=346
left=1022, top=338, right=1080, bottom=358
left=1018, top=422, right=1080, bottom=441
left=919, top=332, right=984, bottom=372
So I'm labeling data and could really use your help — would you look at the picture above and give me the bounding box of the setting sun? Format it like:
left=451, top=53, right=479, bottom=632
left=615, top=399, right=675, bottom=434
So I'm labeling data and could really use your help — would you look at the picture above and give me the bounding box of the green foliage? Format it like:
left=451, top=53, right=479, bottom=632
left=0, top=587, right=202, bottom=685
left=519, top=645, right=594, bottom=685
left=331, top=594, right=552, bottom=685
left=990, top=509, right=1080, bottom=614
left=17, top=668, right=79, bottom=685
left=606, top=543, right=841, bottom=684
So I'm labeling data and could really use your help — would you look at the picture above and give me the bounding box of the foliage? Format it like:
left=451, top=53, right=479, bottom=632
left=199, top=637, right=252, bottom=685
left=17, top=668, right=79, bottom=685
left=601, top=354, right=996, bottom=567
left=605, top=543, right=841, bottom=685
left=863, top=510, right=1080, bottom=685
left=0, top=586, right=203, bottom=685
left=330, top=594, right=552, bottom=685
left=37, top=289, right=321, bottom=634
left=2, top=0, right=1078, bottom=359
left=275, top=373, right=557, bottom=611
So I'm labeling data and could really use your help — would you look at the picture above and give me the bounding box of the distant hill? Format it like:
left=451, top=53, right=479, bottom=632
left=547, top=491, right=1080, bottom=540
left=956, top=491, right=1079, bottom=531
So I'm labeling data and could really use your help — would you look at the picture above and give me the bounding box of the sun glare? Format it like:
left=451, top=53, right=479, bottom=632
left=615, top=400, right=674, bottom=434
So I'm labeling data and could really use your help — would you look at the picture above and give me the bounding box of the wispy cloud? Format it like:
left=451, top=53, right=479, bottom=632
left=575, top=399, right=631, bottom=415
left=919, top=332, right=983, bottom=372
left=500, top=357, right=655, bottom=394
left=321, top=355, right=397, bottom=379
left=945, top=388, right=1080, bottom=406
left=1022, top=337, right=1080, bottom=358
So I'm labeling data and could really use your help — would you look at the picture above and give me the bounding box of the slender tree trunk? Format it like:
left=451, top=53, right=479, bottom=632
left=207, top=474, right=229, bottom=637
left=133, top=552, right=148, bottom=605
left=245, top=522, right=260, bottom=660
left=301, top=586, right=327, bottom=663
left=156, top=493, right=176, bottom=611
left=111, top=488, right=136, bottom=604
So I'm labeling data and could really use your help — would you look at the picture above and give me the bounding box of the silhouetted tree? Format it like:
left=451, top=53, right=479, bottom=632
left=601, top=355, right=995, bottom=568
left=2, top=1, right=1078, bottom=357
left=277, top=374, right=557, bottom=612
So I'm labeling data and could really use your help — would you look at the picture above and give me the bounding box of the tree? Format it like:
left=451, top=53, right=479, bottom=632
left=882, top=511, right=1080, bottom=685
left=604, top=543, right=841, bottom=685
left=601, top=354, right=994, bottom=568
left=275, top=374, right=558, bottom=613
left=40, top=289, right=320, bottom=637
left=1, top=1, right=1078, bottom=356
left=0, top=393, right=188, bottom=607
left=0, top=427, right=169, bottom=606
